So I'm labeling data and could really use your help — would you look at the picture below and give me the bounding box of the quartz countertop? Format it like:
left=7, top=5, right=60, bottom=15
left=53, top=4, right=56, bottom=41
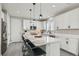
left=23, top=32, right=60, bottom=46
left=43, top=29, right=79, bottom=39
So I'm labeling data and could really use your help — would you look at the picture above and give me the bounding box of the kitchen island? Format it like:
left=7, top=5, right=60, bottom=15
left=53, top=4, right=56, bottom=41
left=23, top=31, right=60, bottom=56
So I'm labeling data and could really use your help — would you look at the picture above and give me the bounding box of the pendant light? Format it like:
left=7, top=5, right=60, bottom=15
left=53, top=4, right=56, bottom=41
left=39, top=3, right=43, bottom=19
left=29, top=9, right=32, bottom=26
left=32, top=3, right=36, bottom=27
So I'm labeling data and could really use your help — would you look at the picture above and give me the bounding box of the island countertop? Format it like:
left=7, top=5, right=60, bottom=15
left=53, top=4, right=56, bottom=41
left=23, top=32, right=60, bottom=46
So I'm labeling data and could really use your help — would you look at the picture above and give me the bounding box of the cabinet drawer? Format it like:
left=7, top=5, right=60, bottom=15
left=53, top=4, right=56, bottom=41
left=68, top=39, right=78, bottom=55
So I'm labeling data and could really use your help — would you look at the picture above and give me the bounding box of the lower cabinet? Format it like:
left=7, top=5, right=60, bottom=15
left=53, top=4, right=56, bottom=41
left=61, top=38, right=79, bottom=55
left=46, top=42, right=60, bottom=56
left=68, top=39, right=78, bottom=55
left=61, top=38, right=69, bottom=50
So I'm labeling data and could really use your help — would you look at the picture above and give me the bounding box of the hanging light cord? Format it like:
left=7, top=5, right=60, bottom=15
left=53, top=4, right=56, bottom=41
left=32, top=3, right=36, bottom=26
left=40, top=3, right=41, bottom=15
left=29, top=9, right=32, bottom=24
left=39, top=3, right=42, bottom=19
left=33, top=3, right=36, bottom=20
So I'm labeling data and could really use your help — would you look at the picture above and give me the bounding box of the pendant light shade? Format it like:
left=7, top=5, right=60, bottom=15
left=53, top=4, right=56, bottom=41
left=40, top=14, right=42, bottom=17
left=33, top=3, right=36, bottom=5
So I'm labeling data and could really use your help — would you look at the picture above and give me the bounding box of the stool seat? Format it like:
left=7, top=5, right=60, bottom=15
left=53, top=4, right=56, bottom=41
left=32, top=47, right=46, bottom=56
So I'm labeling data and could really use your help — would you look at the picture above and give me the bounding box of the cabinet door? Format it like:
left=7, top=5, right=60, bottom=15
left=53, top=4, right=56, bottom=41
left=55, top=16, right=63, bottom=29
left=46, top=42, right=60, bottom=56
left=69, top=39, right=78, bottom=55
left=55, top=8, right=79, bottom=29
left=69, top=13, right=79, bottom=29
left=60, top=14, right=69, bottom=29
left=68, top=8, right=79, bottom=29
left=55, top=13, right=69, bottom=29
left=61, top=38, right=69, bottom=50
left=70, top=19, right=79, bottom=29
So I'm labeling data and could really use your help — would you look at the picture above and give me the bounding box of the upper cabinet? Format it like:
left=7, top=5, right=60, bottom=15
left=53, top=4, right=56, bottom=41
left=55, top=13, right=69, bottom=29
left=69, top=8, right=79, bottom=29
left=54, top=8, right=79, bottom=29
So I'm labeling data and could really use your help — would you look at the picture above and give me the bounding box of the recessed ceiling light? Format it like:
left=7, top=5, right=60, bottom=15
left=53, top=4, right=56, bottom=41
left=52, top=5, right=56, bottom=7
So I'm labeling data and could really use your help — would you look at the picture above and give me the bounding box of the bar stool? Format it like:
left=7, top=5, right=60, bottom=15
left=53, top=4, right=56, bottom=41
left=25, top=39, right=46, bottom=56
left=22, top=36, right=46, bottom=56
left=22, top=38, right=34, bottom=56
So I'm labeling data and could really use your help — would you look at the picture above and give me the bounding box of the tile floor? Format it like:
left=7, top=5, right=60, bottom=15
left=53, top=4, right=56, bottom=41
left=60, top=49, right=74, bottom=56
left=3, top=42, right=23, bottom=56
left=3, top=42, right=74, bottom=56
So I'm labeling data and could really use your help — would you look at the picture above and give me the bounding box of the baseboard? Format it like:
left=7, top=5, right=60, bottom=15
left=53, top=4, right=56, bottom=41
left=8, top=41, right=23, bottom=46
left=60, top=48, right=76, bottom=56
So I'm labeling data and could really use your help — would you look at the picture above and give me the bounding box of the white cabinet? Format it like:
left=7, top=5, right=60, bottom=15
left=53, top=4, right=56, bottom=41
left=55, top=12, right=69, bottom=29
left=69, top=8, right=79, bottom=29
left=61, top=38, right=79, bottom=55
left=46, top=42, right=60, bottom=56
left=60, top=14, right=69, bottom=29
left=61, top=38, right=69, bottom=51
left=54, top=8, right=79, bottom=29
left=46, top=38, right=60, bottom=56
left=68, top=39, right=78, bottom=55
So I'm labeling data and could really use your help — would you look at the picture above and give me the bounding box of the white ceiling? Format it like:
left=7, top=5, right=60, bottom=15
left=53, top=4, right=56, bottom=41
left=2, top=3, right=79, bottom=19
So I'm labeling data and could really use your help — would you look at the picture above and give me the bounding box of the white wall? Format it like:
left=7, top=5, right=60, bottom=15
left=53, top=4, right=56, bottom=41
left=7, top=18, right=44, bottom=44
left=10, top=17, right=23, bottom=43
left=36, top=21, right=43, bottom=29
left=47, top=17, right=54, bottom=31
left=23, top=19, right=30, bottom=30
left=23, top=19, right=43, bottom=30
left=42, top=21, right=47, bottom=30
left=51, top=20, right=55, bottom=30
